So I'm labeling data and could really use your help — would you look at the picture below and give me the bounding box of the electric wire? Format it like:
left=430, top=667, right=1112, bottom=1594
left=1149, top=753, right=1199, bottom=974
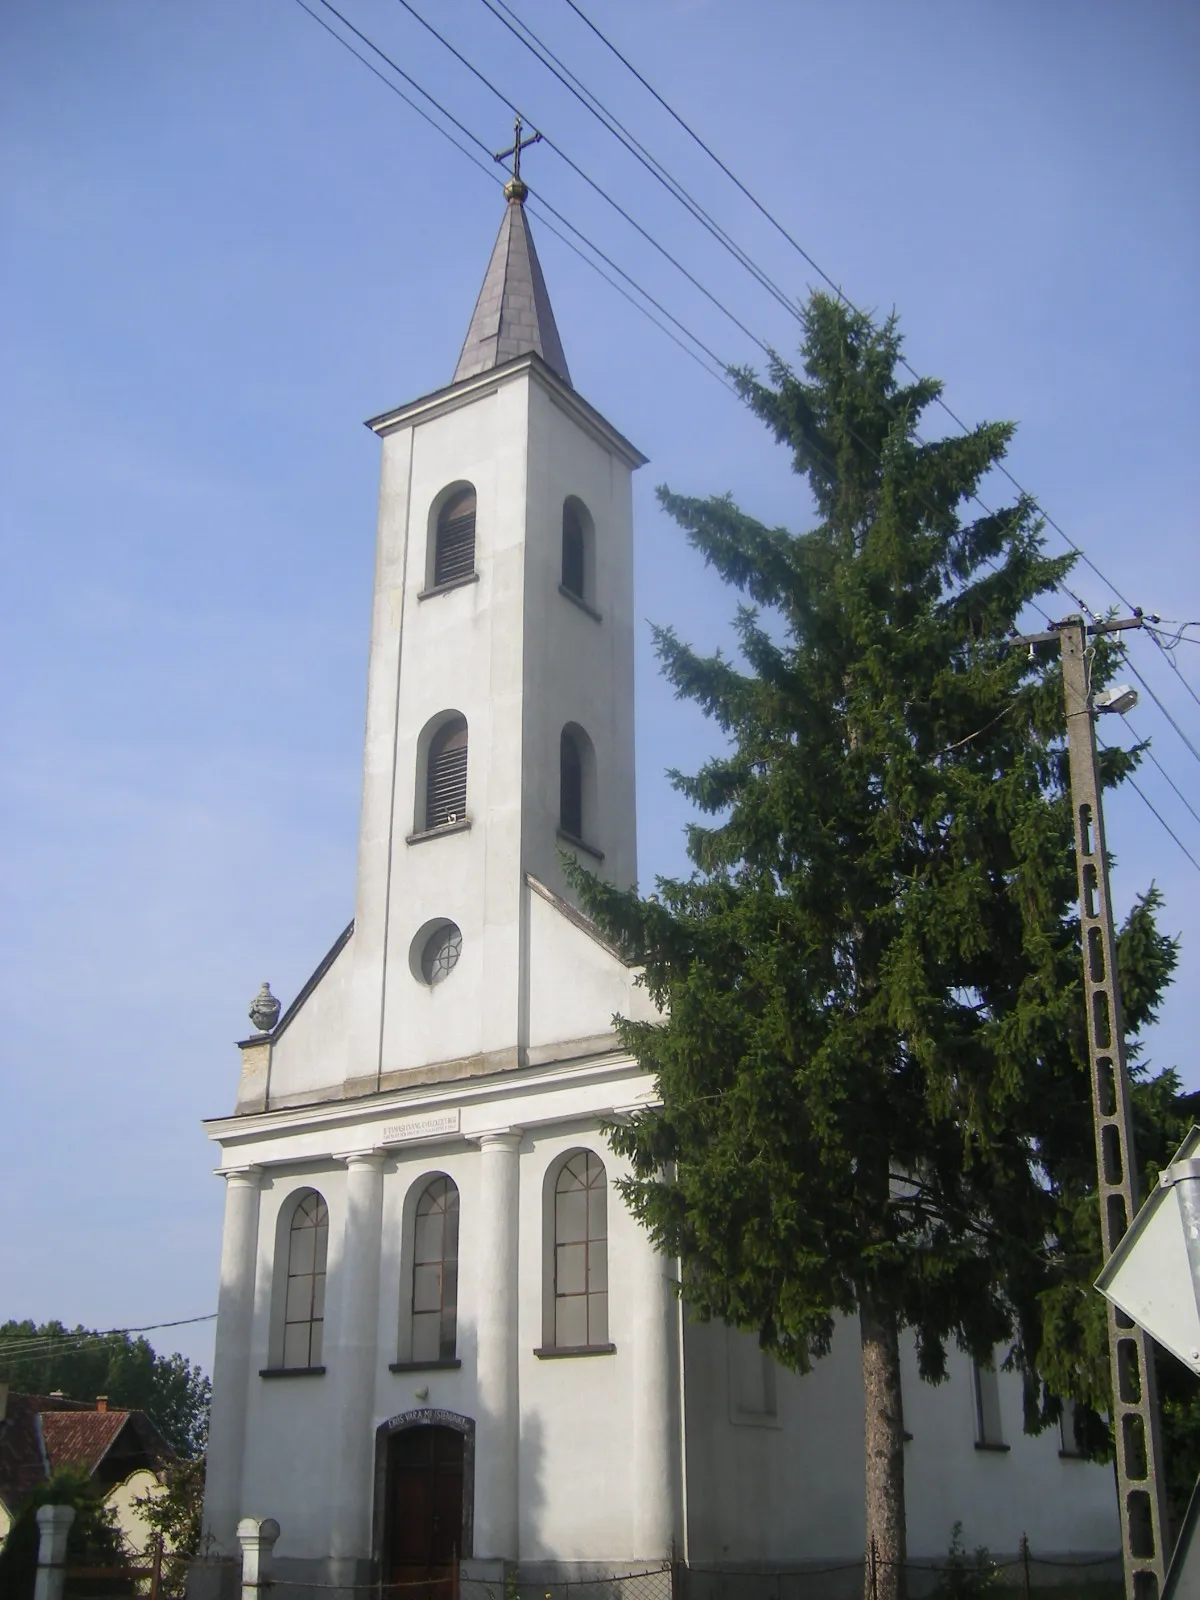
left=388, top=0, right=773, bottom=354
left=292, top=0, right=1191, bottom=870
left=476, top=0, right=804, bottom=325
left=1121, top=715, right=1200, bottom=831
left=557, top=0, right=1200, bottom=721
left=294, top=0, right=737, bottom=388
left=1123, top=657, right=1200, bottom=768
left=0, top=1315, right=218, bottom=1363
left=1096, top=731, right=1200, bottom=874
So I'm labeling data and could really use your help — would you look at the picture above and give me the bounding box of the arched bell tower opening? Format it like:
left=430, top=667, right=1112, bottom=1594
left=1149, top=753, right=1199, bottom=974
left=372, top=1410, right=475, bottom=1584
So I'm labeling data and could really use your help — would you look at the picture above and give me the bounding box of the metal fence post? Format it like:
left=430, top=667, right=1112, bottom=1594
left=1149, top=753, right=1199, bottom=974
left=1020, top=1534, right=1031, bottom=1600
left=33, top=1505, right=76, bottom=1600
left=237, top=1516, right=281, bottom=1600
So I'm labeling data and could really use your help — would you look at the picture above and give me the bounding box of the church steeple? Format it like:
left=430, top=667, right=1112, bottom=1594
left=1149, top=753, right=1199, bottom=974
left=453, top=124, right=571, bottom=387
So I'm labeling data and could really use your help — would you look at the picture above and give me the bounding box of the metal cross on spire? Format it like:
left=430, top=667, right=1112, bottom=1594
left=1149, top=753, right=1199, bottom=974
left=495, top=115, right=541, bottom=202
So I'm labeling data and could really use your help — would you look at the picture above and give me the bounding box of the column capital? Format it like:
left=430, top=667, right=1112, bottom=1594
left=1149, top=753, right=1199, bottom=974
left=218, top=1165, right=264, bottom=1189
left=474, top=1128, right=523, bottom=1152
left=343, top=1149, right=387, bottom=1171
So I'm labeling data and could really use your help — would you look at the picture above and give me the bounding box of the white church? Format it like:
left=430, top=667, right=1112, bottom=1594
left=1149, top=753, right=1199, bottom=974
left=201, top=171, right=1120, bottom=1594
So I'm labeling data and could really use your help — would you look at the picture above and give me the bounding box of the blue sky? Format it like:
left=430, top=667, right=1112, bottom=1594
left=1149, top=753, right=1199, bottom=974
left=2, top=0, right=1197, bottom=1379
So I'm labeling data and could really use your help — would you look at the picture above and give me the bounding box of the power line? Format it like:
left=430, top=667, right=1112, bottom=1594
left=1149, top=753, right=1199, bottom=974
left=1122, top=715, right=1200, bottom=832
left=291, top=0, right=1195, bottom=872
left=476, top=0, right=803, bottom=325
left=557, top=0, right=1200, bottom=740
left=1097, top=731, right=1200, bottom=875
left=0, top=1315, right=218, bottom=1362
left=292, top=0, right=736, bottom=387
left=1125, top=655, right=1200, bottom=768
left=389, top=0, right=772, bottom=354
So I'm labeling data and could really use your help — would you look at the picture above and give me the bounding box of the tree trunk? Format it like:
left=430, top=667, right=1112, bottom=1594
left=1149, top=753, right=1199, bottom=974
left=860, top=1290, right=907, bottom=1600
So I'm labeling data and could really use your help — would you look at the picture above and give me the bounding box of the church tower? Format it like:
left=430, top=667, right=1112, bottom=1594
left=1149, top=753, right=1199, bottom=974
left=344, top=166, right=645, bottom=1097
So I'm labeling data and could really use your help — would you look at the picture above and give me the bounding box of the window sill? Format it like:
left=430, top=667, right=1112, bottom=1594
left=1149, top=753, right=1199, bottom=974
left=418, top=573, right=479, bottom=601
left=389, top=1359, right=462, bottom=1372
left=556, top=828, right=604, bottom=862
left=558, top=584, right=602, bottom=624
left=1058, top=1449, right=1086, bottom=1460
left=407, top=818, right=472, bottom=846
left=973, top=1441, right=1010, bottom=1453
left=533, top=1343, right=616, bottom=1360
left=260, top=1366, right=326, bottom=1379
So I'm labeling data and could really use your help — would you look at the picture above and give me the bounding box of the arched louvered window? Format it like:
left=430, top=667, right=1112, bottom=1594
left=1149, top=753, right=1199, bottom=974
left=426, top=718, right=468, bottom=829
left=553, top=1151, right=608, bottom=1348
left=435, top=489, right=476, bottom=586
left=562, top=502, right=585, bottom=598
left=283, top=1191, right=328, bottom=1369
left=411, top=1176, right=460, bottom=1362
left=560, top=729, right=583, bottom=839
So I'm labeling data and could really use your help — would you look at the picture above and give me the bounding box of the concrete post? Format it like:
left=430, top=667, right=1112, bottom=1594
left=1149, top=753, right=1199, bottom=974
left=237, top=1517, right=281, bottom=1600
left=629, top=1228, right=677, bottom=1559
left=329, top=1150, right=386, bottom=1573
left=204, top=1166, right=264, bottom=1553
left=473, top=1129, right=521, bottom=1560
left=33, top=1505, right=75, bottom=1600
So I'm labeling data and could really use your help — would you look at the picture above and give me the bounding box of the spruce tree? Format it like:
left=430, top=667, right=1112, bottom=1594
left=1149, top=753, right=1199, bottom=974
left=571, top=294, right=1178, bottom=1592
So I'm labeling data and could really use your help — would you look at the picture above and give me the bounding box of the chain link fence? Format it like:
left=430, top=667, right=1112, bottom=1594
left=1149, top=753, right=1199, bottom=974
left=34, top=1546, right=1124, bottom=1600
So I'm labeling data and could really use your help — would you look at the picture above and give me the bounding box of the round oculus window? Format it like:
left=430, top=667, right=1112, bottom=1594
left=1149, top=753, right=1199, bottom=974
left=420, top=921, right=462, bottom=986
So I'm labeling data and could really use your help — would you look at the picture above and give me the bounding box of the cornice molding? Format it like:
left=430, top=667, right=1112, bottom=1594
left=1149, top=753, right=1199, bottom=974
left=204, top=1048, right=649, bottom=1155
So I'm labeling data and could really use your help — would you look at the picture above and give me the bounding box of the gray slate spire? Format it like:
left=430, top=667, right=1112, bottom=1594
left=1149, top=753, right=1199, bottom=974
left=453, top=193, right=571, bottom=387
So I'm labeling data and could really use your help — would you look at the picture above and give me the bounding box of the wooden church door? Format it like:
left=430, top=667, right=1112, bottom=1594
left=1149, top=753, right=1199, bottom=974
left=385, top=1425, right=465, bottom=1595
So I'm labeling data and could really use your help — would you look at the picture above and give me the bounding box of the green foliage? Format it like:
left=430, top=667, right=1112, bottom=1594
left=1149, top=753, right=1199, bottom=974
left=931, top=1523, right=997, bottom=1600
left=134, top=1456, right=206, bottom=1596
left=570, top=294, right=1177, bottom=1431
left=0, top=1468, right=133, bottom=1600
left=0, top=1322, right=210, bottom=1458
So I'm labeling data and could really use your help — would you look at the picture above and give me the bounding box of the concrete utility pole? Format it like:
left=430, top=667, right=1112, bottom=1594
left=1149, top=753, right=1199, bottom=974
left=1042, top=615, right=1170, bottom=1599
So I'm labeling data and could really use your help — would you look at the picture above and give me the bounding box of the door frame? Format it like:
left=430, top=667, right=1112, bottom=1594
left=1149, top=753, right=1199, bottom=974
left=372, top=1408, right=476, bottom=1573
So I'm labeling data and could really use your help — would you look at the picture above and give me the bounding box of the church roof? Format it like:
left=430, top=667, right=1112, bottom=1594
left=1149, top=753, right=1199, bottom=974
left=453, top=194, right=571, bottom=388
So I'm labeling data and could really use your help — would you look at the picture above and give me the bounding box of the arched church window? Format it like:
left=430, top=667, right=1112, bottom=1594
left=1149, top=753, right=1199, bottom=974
left=411, top=1176, right=460, bottom=1362
left=560, top=729, right=583, bottom=839
left=426, top=718, right=468, bottom=830
left=283, top=1191, right=328, bottom=1369
left=553, top=1151, right=608, bottom=1348
left=562, top=502, right=585, bottom=598
left=559, top=497, right=596, bottom=613
left=435, top=488, right=477, bottom=587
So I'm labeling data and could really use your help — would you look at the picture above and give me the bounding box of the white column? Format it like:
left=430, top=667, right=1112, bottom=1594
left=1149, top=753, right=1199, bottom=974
left=203, top=1166, right=264, bottom=1553
left=34, top=1504, right=75, bottom=1600
left=330, top=1150, right=386, bottom=1566
left=629, top=1228, right=677, bottom=1559
left=237, top=1516, right=281, bottom=1600
left=473, top=1130, right=521, bottom=1560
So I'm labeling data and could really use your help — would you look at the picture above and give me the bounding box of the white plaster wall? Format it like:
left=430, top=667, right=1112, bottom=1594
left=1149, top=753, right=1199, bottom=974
left=376, top=379, right=529, bottom=1076
left=521, top=380, right=638, bottom=903
left=683, top=1317, right=1119, bottom=1564
left=213, top=1058, right=664, bottom=1570
left=516, top=1123, right=677, bottom=1562
left=105, top=1469, right=163, bottom=1556
left=265, top=933, right=354, bottom=1105
left=342, top=363, right=644, bottom=1091
left=902, top=1341, right=1118, bottom=1556
left=525, top=885, right=656, bottom=1056
left=238, top=1163, right=348, bottom=1561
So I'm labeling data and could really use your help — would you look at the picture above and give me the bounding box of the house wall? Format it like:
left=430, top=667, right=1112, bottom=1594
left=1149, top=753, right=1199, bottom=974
left=106, top=1468, right=164, bottom=1557
left=682, top=1319, right=1120, bottom=1564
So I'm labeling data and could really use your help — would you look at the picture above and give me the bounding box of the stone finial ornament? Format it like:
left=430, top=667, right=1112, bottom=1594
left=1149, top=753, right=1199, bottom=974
left=249, top=982, right=281, bottom=1034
